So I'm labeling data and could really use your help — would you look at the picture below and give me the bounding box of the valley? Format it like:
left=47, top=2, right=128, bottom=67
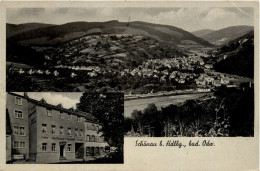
left=6, top=21, right=254, bottom=94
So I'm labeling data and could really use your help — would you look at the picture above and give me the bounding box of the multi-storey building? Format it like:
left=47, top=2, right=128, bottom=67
left=6, top=93, right=30, bottom=160
left=6, top=93, right=108, bottom=163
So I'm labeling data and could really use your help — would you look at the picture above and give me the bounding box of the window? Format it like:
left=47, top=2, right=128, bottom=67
left=13, top=126, right=19, bottom=135
left=77, top=116, right=81, bottom=122
left=86, top=147, right=90, bottom=156
left=13, top=126, right=25, bottom=136
left=51, top=143, right=56, bottom=151
left=92, top=135, right=95, bottom=142
left=92, top=124, right=95, bottom=130
left=60, top=126, right=64, bottom=135
left=75, top=129, right=78, bottom=136
left=14, top=141, right=19, bottom=148
left=51, top=125, right=56, bottom=134
left=79, top=129, right=83, bottom=137
left=95, top=147, right=100, bottom=156
left=67, top=144, right=72, bottom=152
left=46, top=108, right=52, bottom=116
left=42, top=124, right=47, bottom=133
left=68, top=114, right=72, bottom=120
left=101, top=147, right=105, bottom=154
left=87, top=123, right=92, bottom=130
left=15, top=97, right=22, bottom=105
left=67, top=128, right=71, bottom=136
left=86, top=135, right=90, bottom=142
left=20, top=127, right=25, bottom=135
left=42, top=143, right=47, bottom=151
left=14, top=110, right=23, bottom=119
left=96, top=126, right=99, bottom=132
left=100, top=137, right=104, bottom=143
left=20, top=142, right=25, bottom=148
left=60, top=112, right=64, bottom=119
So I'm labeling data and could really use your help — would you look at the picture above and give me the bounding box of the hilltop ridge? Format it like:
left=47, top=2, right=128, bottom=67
left=7, top=20, right=212, bottom=47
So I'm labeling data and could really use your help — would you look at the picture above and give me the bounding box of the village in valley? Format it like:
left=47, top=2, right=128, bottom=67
left=7, top=33, right=252, bottom=94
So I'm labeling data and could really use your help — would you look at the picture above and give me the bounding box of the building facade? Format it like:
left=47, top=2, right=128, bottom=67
left=6, top=93, right=30, bottom=160
left=6, top=93, right=108, bottom=163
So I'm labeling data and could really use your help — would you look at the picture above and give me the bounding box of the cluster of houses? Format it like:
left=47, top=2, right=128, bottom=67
left=54, top=65, right=101, bottom=78
left=120, top=66, right=198, bottom=85
left=16, top=69, right=60, bottom=77
left=12, top=43, right=236, bottom=92
left=14, top=66, right=102, bottom=79
left=119, top=54, right=209, bottom=85
left=195, top=73, right=238, bottom=92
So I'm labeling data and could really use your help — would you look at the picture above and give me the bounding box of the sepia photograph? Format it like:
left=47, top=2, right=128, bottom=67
left=6, top=7, right=254, bottom=93
left=6, top=92, right=124, bottom=164
left=5, top=7, right=255, bottom=138
left=1, top=2, right=259, bottom=170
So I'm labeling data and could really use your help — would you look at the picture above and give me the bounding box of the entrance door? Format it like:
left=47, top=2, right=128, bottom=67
left=60, top=145, right=64, bottom=157
left=75, top=143, right=84, bottom=159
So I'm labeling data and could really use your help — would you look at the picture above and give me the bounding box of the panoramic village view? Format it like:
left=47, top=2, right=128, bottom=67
left=6, top=7, right=254, bottom=139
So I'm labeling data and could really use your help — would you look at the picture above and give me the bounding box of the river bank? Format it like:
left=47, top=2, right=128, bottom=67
left=124, top=93, right=210, bottom=118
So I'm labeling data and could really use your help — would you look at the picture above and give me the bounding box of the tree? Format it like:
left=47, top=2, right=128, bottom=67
left=161, top=104, right=179, bottom=137
left=77, top=93, right=124, bottom=162
left=124, top=117, right=135, bottom=134
left=142, top=104, right=162, bottom=137
left=181, top=99, right=204, bottom=136
left=131, top=110, right=143, bottom=135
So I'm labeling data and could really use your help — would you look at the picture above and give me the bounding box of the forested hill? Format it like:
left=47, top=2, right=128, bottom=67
left=6, top=23, right=54, bottom=38
left=214, top=31, right=254, bottom=78
left=192, top=29, right=214, bottom=37
left=200, top=25, right=253, bottom=44
left=7, top=21, right=212, bottom=46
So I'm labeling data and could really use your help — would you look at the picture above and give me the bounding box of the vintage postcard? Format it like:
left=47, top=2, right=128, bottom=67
left=0, top=1, right=259, bottom=170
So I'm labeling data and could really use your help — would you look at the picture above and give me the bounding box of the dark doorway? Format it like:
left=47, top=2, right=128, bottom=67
left=60, top=145, right=64, bottom=157
left=91, top=147, right=95, bottom=156
left=75, top=143, right=84, bottom=159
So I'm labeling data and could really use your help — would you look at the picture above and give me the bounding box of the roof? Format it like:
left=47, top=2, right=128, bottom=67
left=80, top=48, right=95, bottom=54
left=8, top=92, right=98, bottom=123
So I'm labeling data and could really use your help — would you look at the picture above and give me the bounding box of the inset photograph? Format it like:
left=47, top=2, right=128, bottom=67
left=6, top=7, right=254, bottom=92
left=124, top=84, right=254, bottom=137
left=6, top=92, right=124, bottom=164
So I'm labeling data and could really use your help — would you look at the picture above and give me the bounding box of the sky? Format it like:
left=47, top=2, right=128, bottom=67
left=15, top=92, right=83, bottom=109
left=6, top=7, right=254, bottom=32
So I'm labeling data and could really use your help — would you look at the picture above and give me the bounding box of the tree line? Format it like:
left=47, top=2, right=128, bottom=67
left=125, top=86, right=254, bottom=137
